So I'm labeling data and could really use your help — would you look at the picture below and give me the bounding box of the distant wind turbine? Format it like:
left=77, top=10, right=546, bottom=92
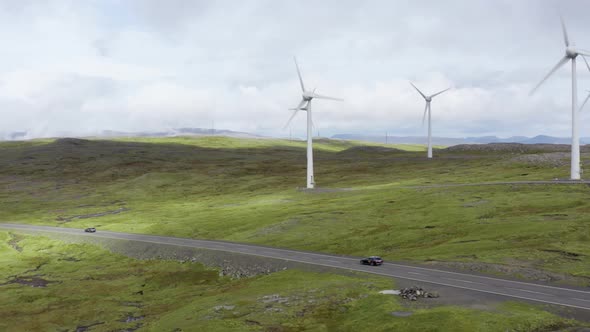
left=409, top=82, right=450, bottom=158
left=530, top=17, right=590, bottom=180
left=284, top=57, right=343, bottom=189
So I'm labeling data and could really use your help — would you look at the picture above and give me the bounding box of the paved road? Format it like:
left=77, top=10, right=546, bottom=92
left=2, top=223, right=589, bottom=311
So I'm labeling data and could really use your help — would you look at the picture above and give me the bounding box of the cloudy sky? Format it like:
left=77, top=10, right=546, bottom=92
left=2, top=0, right=590, bottom=139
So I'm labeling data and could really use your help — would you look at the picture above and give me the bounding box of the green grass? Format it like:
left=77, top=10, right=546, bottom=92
left=113, top=135, right=428, bottom=152
left=0, top=136, right=589, bottom=281
left=1, top=231, right=584, bottom=332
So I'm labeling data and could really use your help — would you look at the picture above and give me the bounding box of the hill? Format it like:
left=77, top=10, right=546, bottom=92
left=0, top=136, right=588, bottom=283
left=333, top=134, right=590, bottom=145
left=2, top=136, right=590, bottom=330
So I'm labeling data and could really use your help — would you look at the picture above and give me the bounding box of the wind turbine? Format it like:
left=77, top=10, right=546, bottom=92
left=530, top=17, right=590, bottom=180
left=284, top=57, right=343, bottom=189
left=409, top=82, right=450, bottom=158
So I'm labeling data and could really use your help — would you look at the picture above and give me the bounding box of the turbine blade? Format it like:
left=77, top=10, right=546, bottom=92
left=293, top=56, right=305, bottom=92
left=583, top=55, right=590, bottom=72
left=421, top=103, right=428, bottom=126
left=575, top=49, right=590, bottom=56
left=560, top=16, right=570, bottom=47
left=580, top=93, right=590, bottom=111
left=283, top=110, right=300, bottom=130
left=529, top=56, right=569, bottom=95
left=289, top=99, right=307, bottom=111
left=311, top=93, right=343, bottom=101
left=409, top=82, right=427, bottom=100
left=431, top=87, right=451, bottom=98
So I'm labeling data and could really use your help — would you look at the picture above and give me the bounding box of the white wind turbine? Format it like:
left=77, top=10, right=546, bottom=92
left=409, top=82, right=450, bottom=159
left=284, top=57, right=343, bottom=189
left=530, top=17, right=590, bottom=180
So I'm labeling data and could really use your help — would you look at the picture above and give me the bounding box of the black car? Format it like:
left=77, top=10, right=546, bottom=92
left=360, top=256, right=383, bottom=266
left=84, top=227, right=96, bottom=233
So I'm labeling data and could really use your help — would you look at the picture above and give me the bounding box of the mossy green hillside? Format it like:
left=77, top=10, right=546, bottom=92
left=1, top=231, right=584, bottom=332
left=0, top=137, right=588, bottom=279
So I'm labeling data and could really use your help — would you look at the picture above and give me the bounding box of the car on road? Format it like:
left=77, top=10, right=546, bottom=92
left=360, top=256, right=383, bottom=266
left=84, top=227, right=96, bottom=233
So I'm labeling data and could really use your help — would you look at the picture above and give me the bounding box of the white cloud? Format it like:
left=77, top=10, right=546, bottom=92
left=1, top=0, right=590, bottom=139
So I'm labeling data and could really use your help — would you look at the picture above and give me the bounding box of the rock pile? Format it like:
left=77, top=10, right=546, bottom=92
left=509, top=152, right=569, bottom=167
left=399, top=286, right=439, bottom=301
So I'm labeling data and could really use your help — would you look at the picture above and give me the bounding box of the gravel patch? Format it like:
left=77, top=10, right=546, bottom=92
left=213, top=305, right=235, bottom=311
left=444, top=143, right=584, bottom=153
left=75, top=321, right=104, bottom=332
left=119, top=315, right=145, bottom=323
left=509, top=152, right=570, bottom=167
left=56, top=207, right=130, bottom=222
left=12, top=230, right=362, bottom=279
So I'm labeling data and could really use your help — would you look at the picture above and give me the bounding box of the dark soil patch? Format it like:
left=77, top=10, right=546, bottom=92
left=541, top=213, right=569, bottom=221
left=0, top=276, right=53, bottom=288
left=454, top=240, right=479, bottom=244
left=59, top=257, right=81, bottom=262
left=23, top=263, right=46, bottom=275
left=75, top=322, right=104, bottom=332
left=119, top=323, right=143, bottom=332
left=541, top=249, right=582, bottom=259
left=56, top=207, right=130, bottom=222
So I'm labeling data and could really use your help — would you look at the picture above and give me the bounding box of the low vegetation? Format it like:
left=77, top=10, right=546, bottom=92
left=1, top=231, right=584, bottom=331
left=1, top=136, right=588, bottom=282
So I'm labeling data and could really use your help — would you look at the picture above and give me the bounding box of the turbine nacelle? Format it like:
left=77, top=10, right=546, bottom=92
left=425, top=97, right=432, bottom=102
left=302, top=90, right=315, bottom=100
left=566, top=46, right=579, bottom=59
left=284, top=57, right=342, bottom=130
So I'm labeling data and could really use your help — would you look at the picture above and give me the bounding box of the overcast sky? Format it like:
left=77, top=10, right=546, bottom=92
left=2, top=0, right=590, bottom=139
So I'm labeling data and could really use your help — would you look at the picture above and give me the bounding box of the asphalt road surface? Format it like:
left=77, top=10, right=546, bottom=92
left=1, top=223, right=589, bottom=311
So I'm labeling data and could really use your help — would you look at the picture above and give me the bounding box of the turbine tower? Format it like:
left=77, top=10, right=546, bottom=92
left=530, top=17, right=590, bottom=180
left=284, top=57, right=342, bottom=189
left=409, top=82, right=450, bottom=159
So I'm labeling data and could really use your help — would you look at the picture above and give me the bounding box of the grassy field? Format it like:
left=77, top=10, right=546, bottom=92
left=1, top=136, right=588, bottom=282
left=1, top=231, right=584, bottom=332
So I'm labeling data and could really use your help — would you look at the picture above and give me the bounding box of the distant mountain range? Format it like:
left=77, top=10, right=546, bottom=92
left=101, top=128, right=264, bottom=139
left=331, top=134, right=590, bottom=145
